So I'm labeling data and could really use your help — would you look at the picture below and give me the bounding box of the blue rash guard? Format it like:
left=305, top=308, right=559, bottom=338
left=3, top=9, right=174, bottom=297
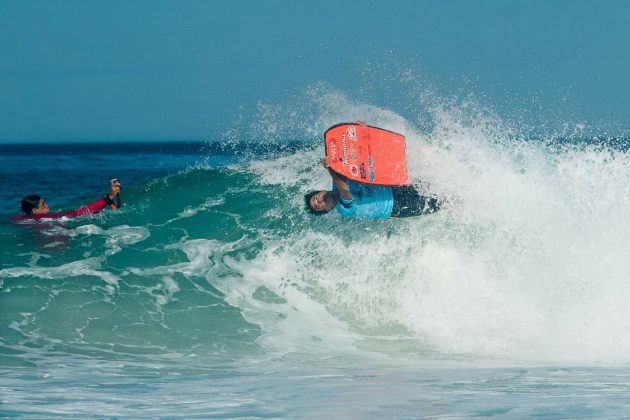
left=333, top=181, right=394, bottom=219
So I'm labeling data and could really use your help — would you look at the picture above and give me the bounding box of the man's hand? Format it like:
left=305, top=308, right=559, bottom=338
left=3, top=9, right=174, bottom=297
left=109, top=178, right=121, bottom=199
left=322, top=157, right=352, bottom=200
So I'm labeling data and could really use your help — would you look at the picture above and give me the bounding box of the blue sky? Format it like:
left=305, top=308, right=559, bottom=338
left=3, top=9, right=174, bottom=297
left=1, top=0, right=629, bottom=142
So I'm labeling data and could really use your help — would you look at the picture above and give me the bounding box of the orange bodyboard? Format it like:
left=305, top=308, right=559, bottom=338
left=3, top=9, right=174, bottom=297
left=324, top=123, right=409, bottom=186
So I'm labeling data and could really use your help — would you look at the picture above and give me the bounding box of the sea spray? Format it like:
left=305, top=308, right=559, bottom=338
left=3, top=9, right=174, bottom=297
left=243, top=91, right=630, bottom=363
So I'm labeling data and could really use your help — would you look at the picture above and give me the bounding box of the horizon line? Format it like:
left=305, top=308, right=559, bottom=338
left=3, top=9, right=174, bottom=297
left=0, top=138, right=213, bottom=145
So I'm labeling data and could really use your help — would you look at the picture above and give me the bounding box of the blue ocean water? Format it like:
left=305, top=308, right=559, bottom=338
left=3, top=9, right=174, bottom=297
left=3, top=94, right=630, bottom=417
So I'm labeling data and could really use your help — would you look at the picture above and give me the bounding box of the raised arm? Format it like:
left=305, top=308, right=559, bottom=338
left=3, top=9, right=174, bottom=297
left=322, top=157, right=352, bottom=201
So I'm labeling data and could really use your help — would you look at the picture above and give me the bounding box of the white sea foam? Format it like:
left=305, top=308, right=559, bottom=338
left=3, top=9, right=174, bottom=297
left=0, top=257, right=120, bottom=286
left=75, top=224, right=150, bottom=255
left=175, top=196, right=226, bottom=220
left=243, top=90, right=630, bottom=363
left=146, top=276, right=181, bottom=308
left=220, top=246, right=360, bottom=356
left=128, top=238, right=226, bottom=278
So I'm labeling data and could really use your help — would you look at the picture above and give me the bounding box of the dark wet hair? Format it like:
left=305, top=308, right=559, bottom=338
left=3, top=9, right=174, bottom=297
left=21, top=195, right=42, bottom=215
left=304, top=191, right=331, bottom=215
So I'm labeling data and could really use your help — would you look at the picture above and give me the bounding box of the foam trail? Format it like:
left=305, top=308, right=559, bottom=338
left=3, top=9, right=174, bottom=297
left=0, top=257, right=119, bottom=286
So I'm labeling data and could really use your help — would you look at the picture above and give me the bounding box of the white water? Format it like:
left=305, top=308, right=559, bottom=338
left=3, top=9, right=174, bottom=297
left=243, top=90, right=630, bottom=364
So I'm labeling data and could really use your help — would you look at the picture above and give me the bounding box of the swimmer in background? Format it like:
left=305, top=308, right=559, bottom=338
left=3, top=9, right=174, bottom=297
left=15, top=178, right=122, bottom=221
left=305, top=158, right=442, bottom=218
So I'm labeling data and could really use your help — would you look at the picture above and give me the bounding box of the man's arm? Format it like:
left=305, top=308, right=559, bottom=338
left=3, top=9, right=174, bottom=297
left=59, top=178, right=122, bottom=217
left=322, top=157, right=352, bottom=201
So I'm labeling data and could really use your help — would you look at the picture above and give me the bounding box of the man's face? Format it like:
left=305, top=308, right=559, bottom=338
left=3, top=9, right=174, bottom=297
left=309, top=191, right=335, bottom=212
left=32, top=198, right=49, bottom=215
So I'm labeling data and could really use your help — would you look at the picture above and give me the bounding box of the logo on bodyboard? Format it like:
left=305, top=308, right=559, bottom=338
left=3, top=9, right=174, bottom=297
left=368, top=157, right=375, bottom=182
left=359, top=162, right=366, bottom=179
left=329, top=139, right=339, bottom=161
left=341, top=133, right=348, bottom=165
left=347, top=126, right=357, bottom=141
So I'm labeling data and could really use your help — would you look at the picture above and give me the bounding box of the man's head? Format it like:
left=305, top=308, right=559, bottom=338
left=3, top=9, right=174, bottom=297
left=304, top=190, right=336, bottom=215
left=21, top=195, right=49, bottom=215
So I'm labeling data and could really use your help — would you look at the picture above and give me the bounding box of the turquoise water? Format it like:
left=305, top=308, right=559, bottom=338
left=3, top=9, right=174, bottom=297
left=3, top=95, right=630, bottom=417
